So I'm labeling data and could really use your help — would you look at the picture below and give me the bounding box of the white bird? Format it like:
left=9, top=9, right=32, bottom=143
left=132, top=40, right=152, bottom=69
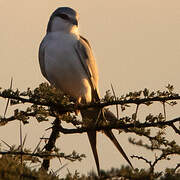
left=39, top=7, right=133, bottom=176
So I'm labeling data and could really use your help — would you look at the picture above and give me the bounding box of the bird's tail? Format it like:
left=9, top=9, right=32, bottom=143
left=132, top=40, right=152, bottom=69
left=87, top=131, right=100, bottom=176
left=103, top=129, right=133, bottom=169
left=81, top=108, right=133, bottom=176
left=103, top=109, right=133, bottom=169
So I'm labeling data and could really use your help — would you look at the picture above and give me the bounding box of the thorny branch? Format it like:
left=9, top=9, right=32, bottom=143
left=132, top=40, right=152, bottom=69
left=0, top=83, right=180, bottom=176
left=0, top=151, right=82, bottom=161
left=55, top=117, right=180, bottom=134
left=0, top=85, right=180, bottom=113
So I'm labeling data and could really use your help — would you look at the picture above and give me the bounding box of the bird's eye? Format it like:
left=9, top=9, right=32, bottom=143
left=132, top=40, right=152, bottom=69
left=57, top=14, right=70, bottom=20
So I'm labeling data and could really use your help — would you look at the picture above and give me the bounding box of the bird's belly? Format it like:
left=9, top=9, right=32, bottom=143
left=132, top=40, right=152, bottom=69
left=44, top=53, right=92, bottom=103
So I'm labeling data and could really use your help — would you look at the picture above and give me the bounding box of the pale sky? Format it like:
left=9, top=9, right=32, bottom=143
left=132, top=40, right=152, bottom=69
left=0, top=0, right=180, bottom=176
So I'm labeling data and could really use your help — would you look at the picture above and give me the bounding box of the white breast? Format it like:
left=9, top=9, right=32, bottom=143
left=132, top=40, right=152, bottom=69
left=43, top=32, right=92, bottom=103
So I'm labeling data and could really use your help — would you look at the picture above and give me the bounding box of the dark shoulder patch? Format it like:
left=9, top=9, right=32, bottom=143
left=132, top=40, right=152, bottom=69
left=80, top=35, right=91, bottom=48
left=77, top=39, right=89, bottom=59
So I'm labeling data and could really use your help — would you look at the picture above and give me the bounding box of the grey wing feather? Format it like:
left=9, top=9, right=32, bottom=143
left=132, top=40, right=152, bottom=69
left=38, top=39, right=49, bottom=81
left=74, top=36, right=100, bottom=102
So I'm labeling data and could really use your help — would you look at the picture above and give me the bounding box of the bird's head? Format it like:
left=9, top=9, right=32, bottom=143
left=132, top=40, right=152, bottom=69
left=47, top=7, right=79, bottom=35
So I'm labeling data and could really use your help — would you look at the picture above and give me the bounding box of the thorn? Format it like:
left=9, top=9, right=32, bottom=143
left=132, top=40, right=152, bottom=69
left=162, top=102, right=166, bottom=121
left=22, top=134, right=27, bottom=148
left=111, top=83, right=119, bottom=119
left=1, top=140, right=12, bottom=149
left=33, top=135, right=45, bottom=154
left=19, top=120, right=23, bottom=165
left=45, top=126, right=53, bottom=131
left=3, top=77, right=13, bottom=118
left=54, top=163, right=68, bottom=175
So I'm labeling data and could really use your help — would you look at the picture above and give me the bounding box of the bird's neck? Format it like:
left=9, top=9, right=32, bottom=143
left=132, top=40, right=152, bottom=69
left=49, top=18, right=79, bottom=37
left=50, top=25, right=79, bottom=38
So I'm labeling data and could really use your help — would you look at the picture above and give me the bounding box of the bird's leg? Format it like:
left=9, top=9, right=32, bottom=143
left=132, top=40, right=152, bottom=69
left=94, top=109, right=103, bottom=126
left=74, top=98, right=82, bottom=115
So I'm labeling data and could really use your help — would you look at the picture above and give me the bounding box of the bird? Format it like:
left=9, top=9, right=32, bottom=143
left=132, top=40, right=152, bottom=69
left=38, top=7, right=133, bottom=176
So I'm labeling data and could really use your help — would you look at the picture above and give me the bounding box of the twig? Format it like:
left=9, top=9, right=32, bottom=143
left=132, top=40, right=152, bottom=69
left=131, top=155, right=155, bottom=176
left=152, top=151, right=175, bottom=169
left=131, top=155, right=152, bottom=166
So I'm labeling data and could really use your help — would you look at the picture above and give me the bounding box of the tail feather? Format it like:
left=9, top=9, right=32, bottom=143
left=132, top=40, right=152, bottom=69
left=104, top=129, right=133, bottom=169
left=87, top=131, right=100, bottom=176
left=82, top=108, right=133, bottom=176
